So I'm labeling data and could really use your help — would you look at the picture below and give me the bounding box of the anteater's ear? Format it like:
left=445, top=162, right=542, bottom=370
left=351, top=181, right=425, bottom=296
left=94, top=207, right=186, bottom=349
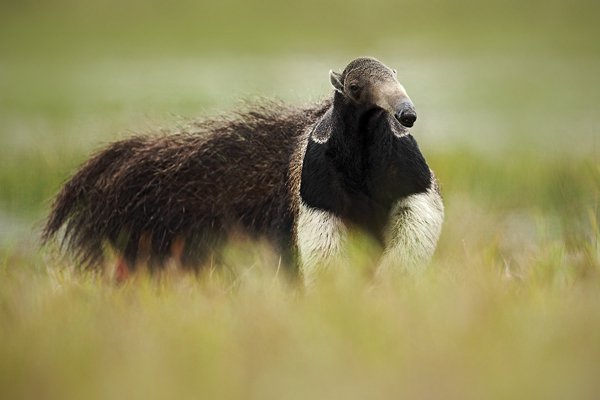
left=311, top=108, right=334, bottom=143
left=329, top=70, right=344, bottom=93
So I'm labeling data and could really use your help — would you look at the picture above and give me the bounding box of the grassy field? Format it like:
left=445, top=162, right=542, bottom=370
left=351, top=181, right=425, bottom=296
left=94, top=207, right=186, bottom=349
left=1, top=0, right=600, bottom=399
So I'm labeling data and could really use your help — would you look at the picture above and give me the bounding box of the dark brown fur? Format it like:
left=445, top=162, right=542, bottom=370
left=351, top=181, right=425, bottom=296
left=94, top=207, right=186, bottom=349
left=43, top=57, right=438, bottom=276
left=43, top=100, right=330, bottom=271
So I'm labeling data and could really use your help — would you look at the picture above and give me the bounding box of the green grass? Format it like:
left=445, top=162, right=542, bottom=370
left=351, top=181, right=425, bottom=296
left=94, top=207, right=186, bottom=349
left=1, top=0, right=600, bottom=398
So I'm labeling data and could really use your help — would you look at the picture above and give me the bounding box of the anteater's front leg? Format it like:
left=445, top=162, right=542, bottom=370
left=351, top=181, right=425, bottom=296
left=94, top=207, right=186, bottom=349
left=296, top=201, right=348, bottom=285
left=378, top=182, right=444, bottom=276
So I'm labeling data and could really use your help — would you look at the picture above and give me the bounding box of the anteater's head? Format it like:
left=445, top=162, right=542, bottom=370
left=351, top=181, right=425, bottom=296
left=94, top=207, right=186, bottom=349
left=330, top=57, right=417, bottom=128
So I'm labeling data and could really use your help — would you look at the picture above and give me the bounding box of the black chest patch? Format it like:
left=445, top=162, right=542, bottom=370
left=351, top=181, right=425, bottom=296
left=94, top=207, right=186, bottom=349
left=300, top=109, right=431, bottom=243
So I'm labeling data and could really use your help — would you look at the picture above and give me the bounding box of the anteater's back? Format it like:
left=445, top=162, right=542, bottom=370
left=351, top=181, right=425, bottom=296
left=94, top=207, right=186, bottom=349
left=43, top=101, right=329, bottom=270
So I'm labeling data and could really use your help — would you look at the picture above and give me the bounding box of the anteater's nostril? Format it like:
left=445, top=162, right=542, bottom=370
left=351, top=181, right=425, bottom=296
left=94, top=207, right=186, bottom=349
left=399, top=110, right=417, bottom=128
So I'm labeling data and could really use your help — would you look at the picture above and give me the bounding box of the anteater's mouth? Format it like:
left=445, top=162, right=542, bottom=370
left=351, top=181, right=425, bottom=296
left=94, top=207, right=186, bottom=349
left=391, top=120, right=410, bottom=138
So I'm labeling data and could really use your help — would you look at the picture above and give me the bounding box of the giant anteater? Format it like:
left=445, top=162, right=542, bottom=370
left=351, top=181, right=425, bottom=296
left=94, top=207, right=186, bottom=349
left=43, top=57, right=444, bottom=281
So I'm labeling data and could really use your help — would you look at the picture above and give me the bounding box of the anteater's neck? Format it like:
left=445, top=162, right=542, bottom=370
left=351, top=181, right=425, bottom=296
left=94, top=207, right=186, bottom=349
left=300, top=92, right=390, bottom=243
left=327, top=92, right=379, bottom=193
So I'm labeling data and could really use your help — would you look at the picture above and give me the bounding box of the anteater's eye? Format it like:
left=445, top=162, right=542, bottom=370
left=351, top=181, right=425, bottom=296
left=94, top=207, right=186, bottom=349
left=348, top=83, right=360, bottom=93
left=392, top=69, right=397, bottom=75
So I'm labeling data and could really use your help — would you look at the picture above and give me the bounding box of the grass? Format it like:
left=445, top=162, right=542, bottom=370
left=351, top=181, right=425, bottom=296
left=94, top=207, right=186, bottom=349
left=2, top=229, right=600, bottom=399
left=1, top=0, right=600, bottom=398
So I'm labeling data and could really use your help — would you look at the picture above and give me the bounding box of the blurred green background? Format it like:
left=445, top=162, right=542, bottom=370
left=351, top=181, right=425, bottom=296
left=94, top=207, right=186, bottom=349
left=1, top=0, right=599, bottom=234
left=1, top=1, right=600, bottom=399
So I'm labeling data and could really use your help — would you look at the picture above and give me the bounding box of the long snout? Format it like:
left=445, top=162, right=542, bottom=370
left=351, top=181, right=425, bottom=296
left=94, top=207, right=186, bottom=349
left=394, top=103, right=417, bottom=128
left=374, top=81, right=417, bottom=128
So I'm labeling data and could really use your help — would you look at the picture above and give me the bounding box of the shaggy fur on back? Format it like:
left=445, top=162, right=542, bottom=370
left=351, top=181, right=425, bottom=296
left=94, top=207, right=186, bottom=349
left=43, top=100, right=330, bottom=270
